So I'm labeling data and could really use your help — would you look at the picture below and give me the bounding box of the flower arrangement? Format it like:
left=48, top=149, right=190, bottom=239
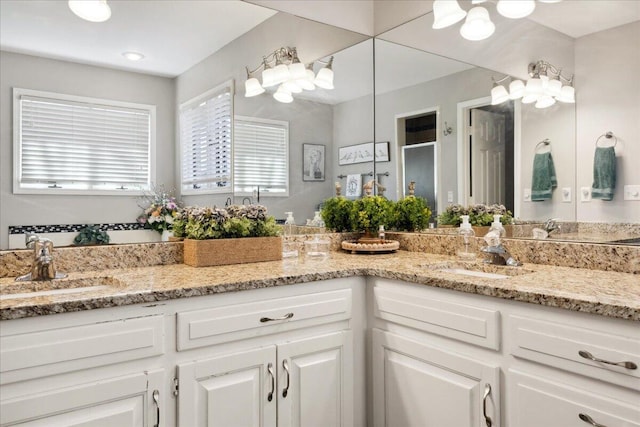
left=137, top=186, right=182, bottom=234
left=437, top=203, right=513, bottom=227
left=172, top=204, right=279, bottom=240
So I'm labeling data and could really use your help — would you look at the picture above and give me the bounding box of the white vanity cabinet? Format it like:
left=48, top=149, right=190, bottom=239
left=370, top=278, right=502, bottom=427
left=0, top=311, right=166, bottom=427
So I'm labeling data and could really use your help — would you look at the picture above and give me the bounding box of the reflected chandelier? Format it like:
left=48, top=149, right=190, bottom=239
left=244, top=47, right=334, bottom=103
left=491, top=60, right=575, bottom=109
left=432, top=0, right=562, bottom=41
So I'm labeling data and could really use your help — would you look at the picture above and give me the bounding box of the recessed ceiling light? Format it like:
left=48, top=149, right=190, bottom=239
left=68, top=0, right=111, bottom=23
left=122, top=51, right=145, bottom=61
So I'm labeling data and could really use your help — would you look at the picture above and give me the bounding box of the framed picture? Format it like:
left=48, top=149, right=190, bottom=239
left=302, top=144, right=325, bottom=181
left=338, top=142, right=390, bottom=165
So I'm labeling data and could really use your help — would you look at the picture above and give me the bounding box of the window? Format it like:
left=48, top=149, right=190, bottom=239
left=179, top=82, right=233, bottom=195
left=234, top=116, right=289, bottom=196
left=13, top=88, right=154, bottom=195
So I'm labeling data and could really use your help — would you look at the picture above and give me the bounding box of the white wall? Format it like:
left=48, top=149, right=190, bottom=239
left=0, top=51, right=175, bottom=248
left=575, top=21, right=640, bottom=223
left=175, top=12, right=368, bottom=223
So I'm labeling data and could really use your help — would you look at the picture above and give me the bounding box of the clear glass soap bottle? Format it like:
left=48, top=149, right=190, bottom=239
left=457, top=215, right=476, bottom=261
left=283, top=212, right=298, bottom=258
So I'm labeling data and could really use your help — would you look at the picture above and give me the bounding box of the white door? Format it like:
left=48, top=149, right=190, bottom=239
left=178, top=346, right=277, bottom=427
left=469, top=108, right=506, bottom=206
left=0, top=370, right=163, bottom=427
left=372, top=329, right=499, bottom=427
left=509, top=370, right=640, bottom=427
left=277, top=331, right=353, bottom=427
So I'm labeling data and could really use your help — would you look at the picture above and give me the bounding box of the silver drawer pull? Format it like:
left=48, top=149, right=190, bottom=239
left=267, top=363, right=275, bottom=402
left=282, top=359, right=290, bottom=398
left=482, top=383, right=493, bottom=427
left=152, top=390, right=160, bottom=427
left=579, top=413, right=608, bottom=427
left=260, top=312, right=294, bottom=323
left=578, top=350, right=638, bottom=370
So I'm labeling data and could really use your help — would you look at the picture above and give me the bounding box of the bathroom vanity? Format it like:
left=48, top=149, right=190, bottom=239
left=1, top=248, right=638, bottom=427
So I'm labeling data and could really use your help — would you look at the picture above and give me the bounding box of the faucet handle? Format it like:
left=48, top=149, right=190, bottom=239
left=25, top=233, right=39, bottom=249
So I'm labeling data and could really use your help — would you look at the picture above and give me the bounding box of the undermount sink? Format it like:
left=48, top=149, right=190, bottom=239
left=0, top=277, right=123, bottom=300
left=422, top=262, right=533, bottom=280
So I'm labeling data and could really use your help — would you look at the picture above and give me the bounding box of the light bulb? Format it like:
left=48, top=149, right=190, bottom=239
left=491, top=85, right=510, bottom=105
left=68, top=0, right=111, bottom=22
left=273, top=85, right=293, bottom=103
left=496, top=0, right=536, bottom=19
left=244, top=77, right=265, bottom=97
left=524, top=77, right=544, bottom=97
left=432, top=0, right=467, bottom=29
left=314, top=66, right=334, bottom=90
left=283, top=79, right=303, bottom=94
left=535, top=95, right=556, bottom=109
left=460, top=7, right=495, bottom=41
left=261, top=67, right=277, bottom=88
left=546, top=78, right=562, bottom=97
left=297, top=68, right=316, bottom=91
left=509, top=79, right=525, bottom=99
left=271, top=63, right=291, bottom=86
left=556, top=85, right=575, bottom=103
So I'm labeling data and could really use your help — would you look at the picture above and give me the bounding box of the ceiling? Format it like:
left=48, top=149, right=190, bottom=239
left=1, top=0, right=637, bottom=80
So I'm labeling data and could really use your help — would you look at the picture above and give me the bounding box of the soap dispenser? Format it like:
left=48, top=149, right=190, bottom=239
left=489, top=214, right=505, bottom=239
left=457, top=215, right=476, bottom=261
left=283, top=212, right=298, bottom=258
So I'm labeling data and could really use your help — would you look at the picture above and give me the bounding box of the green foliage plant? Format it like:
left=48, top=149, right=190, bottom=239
left=393, top=196, right=432, bottom=231
left=321, top=197, right=354, bottom=232
left=437, top=203, right=513, bottom=227
left=73, top=225, right=110, bottom=246
left=351, top=195, right=393, bottom=234
left=172, top=205, right=279, bottom=240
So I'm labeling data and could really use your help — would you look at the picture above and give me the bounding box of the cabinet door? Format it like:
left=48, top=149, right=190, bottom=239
left=372, top=329, right=500, bottom=427
left=509, top=370, right=640, bottom=427
left=277, top=331, right=353, bottom=427
left=177, top=346, right=277, bottom=427
left=0, top=369, right=163, bottom=427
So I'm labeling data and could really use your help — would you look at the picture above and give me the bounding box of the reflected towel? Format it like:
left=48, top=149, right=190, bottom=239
left=591, top=146, right=616, bottom=200
left=345, top=174, right=362, bottom=198
left=531, top=152, right=557, bottom=201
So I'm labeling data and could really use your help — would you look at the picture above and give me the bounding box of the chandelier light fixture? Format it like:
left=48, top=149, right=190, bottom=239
left=432, top=0, right=561, bottom=41
left=68, top=0, right=111, bottom=22
left=491, top=60, right=575, bottom=109
left=244, top=47, right=334, bottom=103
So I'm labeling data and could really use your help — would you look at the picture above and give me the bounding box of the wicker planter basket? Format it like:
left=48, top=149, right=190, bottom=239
left=183, top=236, right=283, bottom=267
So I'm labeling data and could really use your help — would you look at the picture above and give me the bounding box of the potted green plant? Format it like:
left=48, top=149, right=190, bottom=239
left=321, top=197, right=354, bottom=232
left=73, top=225, right=110, bottom=246
left=392, top=196, right=432, bottom=232
left=173, top=204, right=281, bottom=267
left=437, top=203, right=514, bottom=236
left=351, top=195, right=394, bottom=237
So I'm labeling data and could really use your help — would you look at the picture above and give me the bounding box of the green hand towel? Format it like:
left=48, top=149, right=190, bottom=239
left=591, top=146, right=616, bottom=200
left=531, top=152, right=557, bottom=201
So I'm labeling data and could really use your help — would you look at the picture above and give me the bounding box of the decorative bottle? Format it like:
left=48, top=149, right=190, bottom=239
left=378, top=225, right=386, bottom=241
left=457, top=215, right=476, bottom=261
left=283, top=212, right=298, bottom=258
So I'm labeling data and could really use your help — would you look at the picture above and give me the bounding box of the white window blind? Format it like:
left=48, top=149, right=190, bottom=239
left=14, top=89, right=153, bottom=194
left=180, top=83, right=232, bottom=194
left=234, top=117, right=288, bottom=196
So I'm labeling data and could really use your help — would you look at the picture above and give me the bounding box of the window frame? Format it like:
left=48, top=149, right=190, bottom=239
left=178, top=80, right=234, bottom=196
left=234, top=115, right=290, bottom=198
left=12, top=87, right=156, bottom=196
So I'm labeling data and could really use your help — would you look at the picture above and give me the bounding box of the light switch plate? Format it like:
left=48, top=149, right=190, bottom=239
left=624, top=185, right=640, bottom=200
left=447, top=191, right=454, bottom=203
left=580, top=187, right=591, bottom=202
left=562, top=187, right=571, bottom=202
left=523, top=188, right=531, bottom=201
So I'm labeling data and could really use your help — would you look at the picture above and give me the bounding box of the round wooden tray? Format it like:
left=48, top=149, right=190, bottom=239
left=341, top=239, right=400, bottom=254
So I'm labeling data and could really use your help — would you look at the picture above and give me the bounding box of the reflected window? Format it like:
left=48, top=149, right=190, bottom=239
left=179, top=81, right=233, bottom=195
left=234, top=116, right=289, bottom=197
left=13, top=88, right=153, bottom=194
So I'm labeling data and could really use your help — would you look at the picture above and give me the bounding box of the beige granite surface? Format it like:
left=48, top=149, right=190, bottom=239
left=1, top=250, right=638, bottom=321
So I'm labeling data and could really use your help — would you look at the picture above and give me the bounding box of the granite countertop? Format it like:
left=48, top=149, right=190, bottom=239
left=1, top=250, right=638, bottom=321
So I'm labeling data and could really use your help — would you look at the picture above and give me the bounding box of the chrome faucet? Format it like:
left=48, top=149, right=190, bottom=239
left=543, top=218, right=561, bottom=234
left=16, top=234, right=67, bottom=281
left=480, top=244, right=522, bottom=266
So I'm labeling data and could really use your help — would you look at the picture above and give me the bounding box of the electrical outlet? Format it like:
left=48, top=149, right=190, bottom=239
left=447, top=191, right=454, bottom=203
left=523, top=188, right=531, bottom=201
left=581, top=187, right=591, bottom=202
left=624, top=185, right=640, bottom=201
left=562, top=187, right=571, bottom=202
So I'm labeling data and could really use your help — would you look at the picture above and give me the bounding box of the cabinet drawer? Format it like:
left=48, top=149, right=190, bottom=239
left=0, top=315, right=164, bottom=384
left=177, top=288, right=352, bottom=350
left=509, top=369, right=640, bottom=427
left=373, top=283, right=500, bottom=350
left=509, top=315, right=640, bottom=389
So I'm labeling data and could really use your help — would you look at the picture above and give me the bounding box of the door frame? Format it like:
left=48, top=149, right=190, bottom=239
left=456, top=96, right=522, bottom=216
left=394, top=106, right=441, bottom=205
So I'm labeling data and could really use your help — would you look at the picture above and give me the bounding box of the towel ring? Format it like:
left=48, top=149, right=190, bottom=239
left=535, top=139, right=551, bottom=153
left=596, top=132, right=617, bottom=148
